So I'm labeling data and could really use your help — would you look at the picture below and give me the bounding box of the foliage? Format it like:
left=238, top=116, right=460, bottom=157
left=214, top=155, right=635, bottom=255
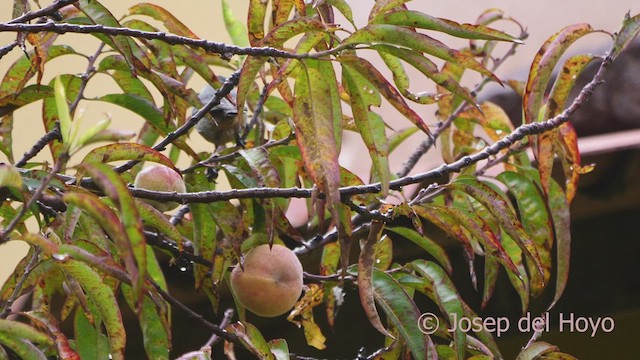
left=0, top=1, right=638, bottom=359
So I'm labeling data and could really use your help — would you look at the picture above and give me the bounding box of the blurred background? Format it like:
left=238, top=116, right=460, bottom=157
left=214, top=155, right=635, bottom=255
left=1, top=1, right=640, bottom=358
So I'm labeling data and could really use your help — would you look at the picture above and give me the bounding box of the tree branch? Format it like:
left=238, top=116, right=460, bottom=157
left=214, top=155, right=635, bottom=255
left=8, top=0, right=78, bottom=24
left=0, top=22, right=313, bottom=60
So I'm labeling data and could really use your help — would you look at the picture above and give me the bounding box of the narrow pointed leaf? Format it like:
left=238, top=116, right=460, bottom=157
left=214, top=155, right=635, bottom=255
left=63, top=260, right=126, bottom=360
left=546, top=180, right=571, bottom=310
left=371, top=269, right=429, bottom=360
left=371, top=10, right=522, bottom=43
left=344, top=24, right=499, bottom=82
left=339, top=55, right=432, bottom=135
left=343, top=67, right=390, bottom=195
left=374, top=44, right=475, bottom=105
left=450, top=177, right=544, bottom=285
left=407, top=260, right=465, bottom=359
left=79, top=163, right=147, bottom=307
left=358, top=220, right=393, bottom=337
left=386, top=227, right=452, bottom=274
left=523, top=24, right=593, bottom=125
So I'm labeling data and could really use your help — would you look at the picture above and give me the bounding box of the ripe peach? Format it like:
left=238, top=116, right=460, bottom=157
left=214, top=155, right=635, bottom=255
left=133, top=165, right=185, bottom=212
left=230, top=244, right=303, bottom=317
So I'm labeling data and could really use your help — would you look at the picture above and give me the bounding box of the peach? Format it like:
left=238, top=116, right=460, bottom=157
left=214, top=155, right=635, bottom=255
left=230, top=244, right=303, bottom=317
left=133, top=165, right=185, bottom=212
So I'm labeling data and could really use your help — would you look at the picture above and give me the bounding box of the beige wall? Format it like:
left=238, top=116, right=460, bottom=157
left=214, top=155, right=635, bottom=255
left=1, top=1, right=638, bottom=284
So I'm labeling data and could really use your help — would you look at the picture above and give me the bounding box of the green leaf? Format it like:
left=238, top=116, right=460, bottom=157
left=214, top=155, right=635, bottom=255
left=375, top=44, right=471, bottom=105
left=358, top=221, right=393, bottom=337
left=612, top=12, right=640, bottom=58
left=78, top=0, right=137, bottom=74
left=450, top=177, right=544, bottom=286
left=0, top=319, right=53, bottom=347
left=227, top=322, right=275, bottom=359
left=247, top=0, right=268, bottom=45
left=122, top=284, right=170, bottom=360
left=0, top=163, right=22, bottom=189
left=386, top=227, right=452, bottom=274
left=78, top=163, right=147, bottom=307
left=268, top=338, right=290, bottom=360
left=369, top=0, right=411, bottom=20
left=54, top=76, right=72, bottom=148
left=523, top=24, right=593, bottom=125
left=81, top=143, right=176, bottom=170
left=344, top=24, right=499, bottom=82
left=128, top=3, right=199, bottom=39
left=546, top=179, right=572, bottom=310
left=339, top=55, right=432, bottom=136
left=343, top=67, right=390, bottom=195
left=371, top=269, right=430, bottom=360
left=293, top=59, right=349, bottom=271
left=222, top=0, right=249, bottom=47
left=497, top=171, right=553, bottom=297
left=413, top=205, right=477, bottom=285
left=0, top=45, right=77, bottom=99
left=63, top=260, right=126, bottom=360
left=370, top=10, right=522, bottom=43
left=407, top=260, right=466, bottom=359
left=74, top=307, right=111, bottom=360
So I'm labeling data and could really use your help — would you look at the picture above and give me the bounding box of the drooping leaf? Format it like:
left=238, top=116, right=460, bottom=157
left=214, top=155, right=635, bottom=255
left=343, top=67, right=390, bottom=195
left=450, top=177, right=544, bottom=286
left=362, top=268, right=430, bottom=360
left=370, top=10, right=522, bottom=43
left=74, top=307, right=111, bottom=360
left=293, top=59, right=349, bottom=271
left=221, top=0, right=249, bottom=47
left=77, top=0, right=138, bottom=73
left=374, top=44, right=474, bottom=105
left=523, top=24, right=593, bottom=125
left=497, top=171, right=553, bottom=296
left=358, top=220, right=392, bottom=337
left=407, top=260, right=466, bottom=359
left=546, top=179, right=572, bottom=310
left=78, top=163, right=147, bottom=307
left=63, top=260, right=126, bottom=360
left=344, top=24, right=500, bottom=82
left=339, top=54, right=432, bottom=136
left=386, top=227, right=452, bottom=274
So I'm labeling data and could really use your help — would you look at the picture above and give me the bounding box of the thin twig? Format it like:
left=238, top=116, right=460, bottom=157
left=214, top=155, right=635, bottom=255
left=69, top=43, right=105, bottom=114
left=0, top=41, right=18, bottom=59
left=203, top=308, right=235, bottom=347
left=0, top=22, right=316, bottom=60
left=240, top=83, right=270, bottom=143
left=149, top=280, right=239, bottom=344
left=0, top=248, right=41, bottom=318
left=8, top=0, right=78, bottom=24
left=15, top=126, right=61, bottom=167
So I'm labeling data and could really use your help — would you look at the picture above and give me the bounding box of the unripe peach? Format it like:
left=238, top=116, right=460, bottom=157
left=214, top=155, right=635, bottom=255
left=133, top=165, right=185, bottom=212
left=230, top=244, right=303, bottom=317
